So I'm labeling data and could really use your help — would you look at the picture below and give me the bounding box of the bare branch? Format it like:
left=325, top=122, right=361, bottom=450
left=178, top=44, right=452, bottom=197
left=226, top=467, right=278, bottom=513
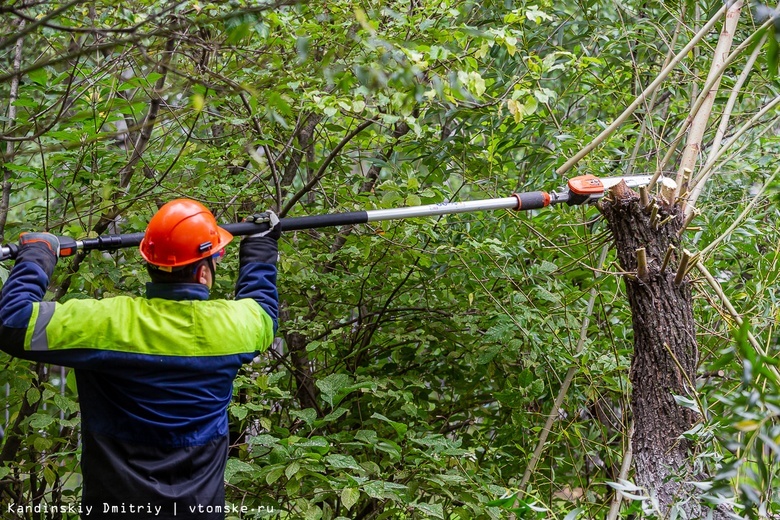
left=118, top=36, right=177, bottom=189
left=0, top=1, right=307, bottom=85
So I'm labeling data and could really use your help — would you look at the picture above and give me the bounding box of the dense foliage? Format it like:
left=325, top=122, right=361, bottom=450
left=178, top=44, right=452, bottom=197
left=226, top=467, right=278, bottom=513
left=1, top=1, right=779, bottom=518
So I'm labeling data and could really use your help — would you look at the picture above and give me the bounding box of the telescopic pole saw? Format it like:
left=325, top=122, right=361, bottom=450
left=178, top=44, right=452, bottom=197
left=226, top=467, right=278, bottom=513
left=0, top=174, right=652, bottom=262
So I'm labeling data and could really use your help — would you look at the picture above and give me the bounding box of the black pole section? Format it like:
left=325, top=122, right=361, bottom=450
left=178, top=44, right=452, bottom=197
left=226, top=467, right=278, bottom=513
left=80, top=232, right=146, bottom=251
left=229, top=210, right=369, bottom=234
left=73, top=210, right=372, bottom=254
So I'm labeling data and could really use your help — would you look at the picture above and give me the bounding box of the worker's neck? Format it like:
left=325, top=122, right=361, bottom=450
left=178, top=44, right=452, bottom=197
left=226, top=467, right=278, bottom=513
left=146, top=282, right=210, bottom=301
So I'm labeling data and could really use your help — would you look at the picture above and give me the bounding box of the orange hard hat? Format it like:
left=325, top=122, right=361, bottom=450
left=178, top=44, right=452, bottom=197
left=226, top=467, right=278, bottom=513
left=139, top=199, right=233, bottom=268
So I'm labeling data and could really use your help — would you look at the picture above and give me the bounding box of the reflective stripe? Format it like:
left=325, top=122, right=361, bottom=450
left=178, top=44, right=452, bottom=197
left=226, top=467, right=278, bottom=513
left=29, top=302, right=56, bottom=351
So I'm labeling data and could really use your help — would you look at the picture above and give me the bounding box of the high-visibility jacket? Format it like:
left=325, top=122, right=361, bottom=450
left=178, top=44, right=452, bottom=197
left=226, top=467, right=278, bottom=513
left=0, top=241, right=278, bottom=519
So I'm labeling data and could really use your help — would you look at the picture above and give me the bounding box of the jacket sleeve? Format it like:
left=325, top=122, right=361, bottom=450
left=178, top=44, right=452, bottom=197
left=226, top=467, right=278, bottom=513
left=236, top=236, right=279, bottom=333
left=0, top=242, right=66, bottom=363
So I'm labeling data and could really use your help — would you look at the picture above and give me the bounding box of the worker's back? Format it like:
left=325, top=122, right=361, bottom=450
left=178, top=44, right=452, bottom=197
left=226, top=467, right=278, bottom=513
left=0, top=230, right=279, bottom=519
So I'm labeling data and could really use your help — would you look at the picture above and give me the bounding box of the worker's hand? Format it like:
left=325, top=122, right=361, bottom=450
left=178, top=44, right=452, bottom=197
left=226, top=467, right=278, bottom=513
left=243, top=211, right=281, bottom=240
left=240, top=210, right=280, bottom=266
left=16, top=232, right=60, bottom=278
left=19, top=232, right=60, bottom=256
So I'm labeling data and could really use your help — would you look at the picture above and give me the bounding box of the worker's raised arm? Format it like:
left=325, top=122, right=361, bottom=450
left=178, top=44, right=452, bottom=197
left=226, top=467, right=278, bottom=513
left=235, top=211, right=280, bottom=333
left=0, top=237, right=62, bottom=362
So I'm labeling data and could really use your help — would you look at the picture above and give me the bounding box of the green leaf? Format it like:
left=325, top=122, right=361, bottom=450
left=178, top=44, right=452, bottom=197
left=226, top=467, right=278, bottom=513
left=316, top=373, right=352, bottom=407
left=290, top=408, right=318, bottom=426
left=412, top=502, right=444, bottom=518
left=267, top=91, right=292, bottom=117
left=406, top=194, right=421, bottom=207
left=28, top=67, right=48, bottom=86
left=26, top=387, right=40, bottom=404
left=355, top=430, right=378, bottom=444
left=33, top=436, right=51, bottom=452
left=325, top=454, right=362, bottom=471
left=767, top=31, right=779, bottom=81
left=285, top=461, right=301, bottom=480
left=231, top=405, right=248, bottom=421
left=249, top=434, right=280, bottom=447
left=66, top=370, right=78, bottom=394
left=316, top=406, right=348, bottom=426
left=225, top=15, right=253, bottom=44
left=371, top=413, right=408, bottom=438
left=224, top=459, right=255, bottom=481
left=486, top=493, right=516, bottom=507
left=29, top=413, right=54, bottom=429
left=191, top=93, right=205, bottom=113
left=266, top=466, right=285, bottom=485
left=341, top=487, right=360, bottom=511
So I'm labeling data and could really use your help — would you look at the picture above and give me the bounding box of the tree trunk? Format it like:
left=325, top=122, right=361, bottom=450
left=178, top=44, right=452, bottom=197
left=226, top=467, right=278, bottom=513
left=601, top=182, right=728, bottom=518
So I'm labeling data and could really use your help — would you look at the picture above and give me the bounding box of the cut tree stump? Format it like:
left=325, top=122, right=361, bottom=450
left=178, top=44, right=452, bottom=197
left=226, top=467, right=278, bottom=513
left=600, top=181, right=730, bottom=518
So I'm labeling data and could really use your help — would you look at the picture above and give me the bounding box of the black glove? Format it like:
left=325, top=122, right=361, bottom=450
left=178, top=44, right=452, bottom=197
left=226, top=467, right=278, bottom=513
left=239, top=210, right=281, bottom=266
left=17, top=232, right=59, bottom=278
left=20, top=232, right=60, bottom=256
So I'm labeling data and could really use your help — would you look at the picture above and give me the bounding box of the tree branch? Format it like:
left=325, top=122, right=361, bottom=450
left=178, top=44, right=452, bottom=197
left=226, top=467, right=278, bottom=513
left=0, top=18, right=25, bottom=242
left=280, top=118, right=376, bottom=217
left=118, top=36, right=176, bottom=189
left=675, top=0, right=743, bottom=199
left=555, top=3, right=728, bottom=177
left=0, top=0, right=87, bottom=52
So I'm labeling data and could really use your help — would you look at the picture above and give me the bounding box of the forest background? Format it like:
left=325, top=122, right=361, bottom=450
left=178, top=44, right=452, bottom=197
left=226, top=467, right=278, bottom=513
left=1, top=0, right=780, bottom=519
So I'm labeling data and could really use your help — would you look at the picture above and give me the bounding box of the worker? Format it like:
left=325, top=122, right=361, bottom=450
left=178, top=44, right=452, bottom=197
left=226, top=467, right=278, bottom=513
left=0, top=199, right=280, bottom=519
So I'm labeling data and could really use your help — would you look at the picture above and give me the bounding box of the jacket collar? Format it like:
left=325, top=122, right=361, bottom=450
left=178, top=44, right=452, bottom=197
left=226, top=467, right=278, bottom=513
left=145, top=282, right=210, bottom=301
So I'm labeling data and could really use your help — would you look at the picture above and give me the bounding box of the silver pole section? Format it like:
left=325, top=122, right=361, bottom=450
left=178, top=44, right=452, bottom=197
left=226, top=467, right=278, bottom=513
left=365, top=197, right=521, bottom=222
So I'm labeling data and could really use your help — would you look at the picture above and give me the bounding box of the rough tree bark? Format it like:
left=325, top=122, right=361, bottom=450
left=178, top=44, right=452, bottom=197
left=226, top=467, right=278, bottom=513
left=601, top=182, right=729, bottom=519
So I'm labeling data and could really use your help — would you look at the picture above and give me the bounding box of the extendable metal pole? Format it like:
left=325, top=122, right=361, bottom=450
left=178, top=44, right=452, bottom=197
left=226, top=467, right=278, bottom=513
left=0, top=195, right=542, bottom=261
left=0, top=174, right=656, bottom=261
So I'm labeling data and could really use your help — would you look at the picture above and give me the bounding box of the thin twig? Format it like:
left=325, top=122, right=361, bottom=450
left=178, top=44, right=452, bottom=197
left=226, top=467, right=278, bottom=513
left=118, top=36, right=176, bottom=189
left=661, top=244, right=675, bottom=274
left=0, top=0, right=87, bottom=52
left=674, top=249, right=692, bottom=285
left=636, top=248, right=648, bottom=279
